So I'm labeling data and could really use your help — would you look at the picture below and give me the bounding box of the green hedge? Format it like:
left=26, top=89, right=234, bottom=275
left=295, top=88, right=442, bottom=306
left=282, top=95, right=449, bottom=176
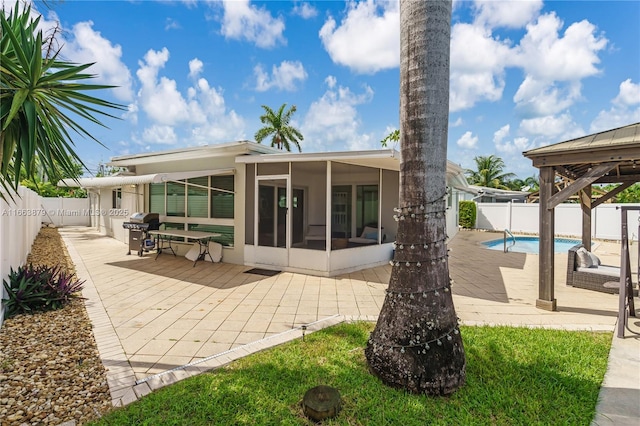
left=459, top=200, right=476, bottom=229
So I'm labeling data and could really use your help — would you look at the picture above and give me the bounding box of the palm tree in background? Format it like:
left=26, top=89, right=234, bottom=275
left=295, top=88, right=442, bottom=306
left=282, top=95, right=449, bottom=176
left=254, top=104, right=303, bottom=152
left=1, top=3, right=124, bottom=201
left=365, top=0, right=466, bottom=395
left=465, top=155, right=516, bottom=189
left=506, top=175, right=539, bottom=191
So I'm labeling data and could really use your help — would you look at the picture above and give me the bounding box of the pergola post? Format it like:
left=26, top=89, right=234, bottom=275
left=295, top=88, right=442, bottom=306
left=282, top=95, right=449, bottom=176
left=580, top=186, right=592, bottom=249
left=537, top=166, right=557, bottom=311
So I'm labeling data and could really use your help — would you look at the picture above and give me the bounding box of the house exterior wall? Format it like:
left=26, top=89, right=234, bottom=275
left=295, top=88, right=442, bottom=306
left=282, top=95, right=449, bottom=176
left=87, top=144, right=467, bottom=277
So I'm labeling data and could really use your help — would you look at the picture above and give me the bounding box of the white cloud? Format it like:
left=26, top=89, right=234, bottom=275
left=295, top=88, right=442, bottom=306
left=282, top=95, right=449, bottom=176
left=495, top=136, right=534, bottom=155
left=165, top=18, right=181, bottom=30
left=292, top=2, right=317, bottom=19
left=302, top=78, right=375, bottom=151
left=511, top=13, right=607, bottom=115
left=473, top=0, right=543, bottom=29
left=137, top=48, right=190, bottom=125
left=449, top=23, right=513, bottom=111
left=142, top=125, right=178, bottom=145
left=189, top=58, right=204, bottom=79
left=135, top=47, right=245, bottom=143
left=456, top=131, right=478, bottom=149
left=219, top=0, right=285, bottom=48
left=254, top=60, right=307, bottom=92
left=590, top=79, right=640, bottom=133
left=450, top=117, right=463, bottom=128
left=613, top=79, right=640, bottom=107
left=325, top=75, right=337, bottom=89
left=493, top=124, right=510, bottom=144
left=63, top=21, right=134, bottom=102
left=590, top=107, right=640, bottom=134
left=319, top=0, right=399, bottom=74
left=516, top=14, right=607, bottom=81
left=513, top=78, right=582, bottom=116
left=519, top=114, right=583, bottom=139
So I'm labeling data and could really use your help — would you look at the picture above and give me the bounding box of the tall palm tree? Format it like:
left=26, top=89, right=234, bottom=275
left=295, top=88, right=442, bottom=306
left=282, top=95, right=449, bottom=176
left=1, top=3, right=124, bottom=201
left=365, top=0, right=466, bottom=395
left=254, top=104, right=303, bottom=152
left=465, top=155, right=516, bottom=189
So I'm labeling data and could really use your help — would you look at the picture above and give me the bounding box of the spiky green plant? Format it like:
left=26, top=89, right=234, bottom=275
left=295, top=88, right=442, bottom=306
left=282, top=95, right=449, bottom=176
left=0, top=2, right=124, bottom=200
left=2, top=264, right=84, bottom=319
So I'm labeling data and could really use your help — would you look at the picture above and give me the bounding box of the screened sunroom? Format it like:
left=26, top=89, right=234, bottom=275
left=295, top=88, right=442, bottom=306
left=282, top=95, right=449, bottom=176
left=237, top=150, right=401, bottom=276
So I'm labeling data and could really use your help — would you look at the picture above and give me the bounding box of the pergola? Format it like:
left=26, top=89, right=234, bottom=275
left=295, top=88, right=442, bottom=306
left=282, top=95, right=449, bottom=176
left=523, top=122, right=640, bottom=311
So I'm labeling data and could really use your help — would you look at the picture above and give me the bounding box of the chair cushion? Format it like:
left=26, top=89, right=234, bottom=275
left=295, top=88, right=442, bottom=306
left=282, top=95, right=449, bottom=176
left=587, top=251, right=601, bottom=267
left=576, top=247, right=593, bottom=268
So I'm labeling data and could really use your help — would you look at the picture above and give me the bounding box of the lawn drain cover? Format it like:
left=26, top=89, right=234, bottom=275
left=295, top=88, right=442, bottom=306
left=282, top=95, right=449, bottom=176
left=302, top=385, right=342, bottom=422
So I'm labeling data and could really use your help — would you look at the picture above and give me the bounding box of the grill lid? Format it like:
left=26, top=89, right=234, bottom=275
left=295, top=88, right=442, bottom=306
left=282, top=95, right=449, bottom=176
left=129, top=212, right=159, bottom=223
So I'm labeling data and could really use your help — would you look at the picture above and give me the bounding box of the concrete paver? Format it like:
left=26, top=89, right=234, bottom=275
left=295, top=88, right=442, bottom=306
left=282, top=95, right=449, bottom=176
left=59, top=226, right=639, bottom=423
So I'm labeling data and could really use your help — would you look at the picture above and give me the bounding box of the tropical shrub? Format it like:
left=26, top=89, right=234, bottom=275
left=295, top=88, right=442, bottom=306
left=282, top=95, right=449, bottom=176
left=2, top=264, right=84, bottom=319
left=459, top=201, right=476, bottom=229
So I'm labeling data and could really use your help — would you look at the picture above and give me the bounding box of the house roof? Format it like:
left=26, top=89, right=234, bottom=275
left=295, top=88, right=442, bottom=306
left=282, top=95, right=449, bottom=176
left=235, top=148, right=402, bottom=171
left=236, top=148, right=468, bottom=185
left=58, top=168, right=234, bottom=189
left=523, top=122, right=640, bottom=183
left=108, top=141, right=281, bottom=167
left=458, top=184, right=530, bottom=201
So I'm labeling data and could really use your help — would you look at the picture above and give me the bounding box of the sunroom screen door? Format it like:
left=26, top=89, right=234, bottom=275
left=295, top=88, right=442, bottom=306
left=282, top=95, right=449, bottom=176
left=257, top=177, right=291, bottom=248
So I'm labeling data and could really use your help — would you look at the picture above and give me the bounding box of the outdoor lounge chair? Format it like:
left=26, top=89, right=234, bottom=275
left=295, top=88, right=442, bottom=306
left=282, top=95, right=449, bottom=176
left=566, top=244, right=631, bottom=294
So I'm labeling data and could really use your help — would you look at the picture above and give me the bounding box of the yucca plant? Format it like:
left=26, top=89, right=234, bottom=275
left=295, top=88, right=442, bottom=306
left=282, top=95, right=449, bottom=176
left=0, top=2, right=124, bottom=200
left=2, top=264, right=84, bottom=319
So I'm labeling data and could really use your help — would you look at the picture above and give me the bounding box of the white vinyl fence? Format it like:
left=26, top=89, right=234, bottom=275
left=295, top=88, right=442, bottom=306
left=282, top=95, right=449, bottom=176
left=1, top=186, right=43, bottom=327
left=475, top=202, right=640, bottom=241
left=40, top=197, right=91, bottom=227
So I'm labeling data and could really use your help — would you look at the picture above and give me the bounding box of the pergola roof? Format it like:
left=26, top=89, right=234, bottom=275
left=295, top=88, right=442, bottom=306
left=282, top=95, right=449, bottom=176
left=524, top=122, right=640, bottom=184
left=522, top=122, right=640, bottom=313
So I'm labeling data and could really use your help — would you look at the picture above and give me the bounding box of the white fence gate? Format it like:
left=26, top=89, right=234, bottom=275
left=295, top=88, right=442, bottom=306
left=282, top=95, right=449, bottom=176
left=40, top=197, right=91, bottom=227
left=475, top=202, right=640, bottom=241
left=1, top=186, right=43, bottom=327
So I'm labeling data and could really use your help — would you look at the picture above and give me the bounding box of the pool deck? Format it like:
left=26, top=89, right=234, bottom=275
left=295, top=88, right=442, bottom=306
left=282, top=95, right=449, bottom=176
left=59, top=227, right=640, bottom=424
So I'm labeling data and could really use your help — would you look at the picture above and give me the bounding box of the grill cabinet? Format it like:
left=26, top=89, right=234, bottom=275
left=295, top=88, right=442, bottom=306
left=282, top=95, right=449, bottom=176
left=122, top=212, right=160, bottom=256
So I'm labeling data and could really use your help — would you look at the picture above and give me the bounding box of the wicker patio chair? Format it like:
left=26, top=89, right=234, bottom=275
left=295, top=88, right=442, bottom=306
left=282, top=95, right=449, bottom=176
left=566, top=244, right=623, bottom=294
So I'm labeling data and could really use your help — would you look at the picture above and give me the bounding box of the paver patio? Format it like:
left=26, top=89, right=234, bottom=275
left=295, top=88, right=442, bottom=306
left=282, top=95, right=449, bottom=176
left=59, top=226, right=639, bottom=422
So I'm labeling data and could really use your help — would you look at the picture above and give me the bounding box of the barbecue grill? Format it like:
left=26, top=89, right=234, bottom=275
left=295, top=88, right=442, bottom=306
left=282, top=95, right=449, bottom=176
left=123, top=212, right=160, bottom=256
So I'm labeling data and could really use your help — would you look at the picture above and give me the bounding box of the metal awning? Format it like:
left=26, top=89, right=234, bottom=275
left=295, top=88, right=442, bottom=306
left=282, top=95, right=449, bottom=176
left=58, top=168, right=235, bottom=189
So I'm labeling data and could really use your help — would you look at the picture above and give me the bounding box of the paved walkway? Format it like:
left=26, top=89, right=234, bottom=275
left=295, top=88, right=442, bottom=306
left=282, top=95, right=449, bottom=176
left=59, top=227, right=639, bottom=424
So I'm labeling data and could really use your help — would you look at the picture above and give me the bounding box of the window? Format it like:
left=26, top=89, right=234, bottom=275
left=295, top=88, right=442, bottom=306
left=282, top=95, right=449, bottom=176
left=188, top=223, right=234, bottom=247
left=188, top=177, right=208, bottom=218
left=331, top=184, right=379, bottom=238
left=166, top=181, right=185, bottom=216
left=356, top=185, right=379, bottom=236
left=149, top=183, right=165, bottom=214
left=211, top=176, right=234, bottom=218
left=112, top=188, right=122, bottom=209
left=331, top=186, right=352, bottom=238
left=148, top=174, right=235, bottom=246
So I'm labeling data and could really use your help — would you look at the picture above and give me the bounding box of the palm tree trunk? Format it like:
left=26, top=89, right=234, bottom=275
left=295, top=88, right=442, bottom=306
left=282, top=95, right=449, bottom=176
left=365, top=0, right=465, bottom=395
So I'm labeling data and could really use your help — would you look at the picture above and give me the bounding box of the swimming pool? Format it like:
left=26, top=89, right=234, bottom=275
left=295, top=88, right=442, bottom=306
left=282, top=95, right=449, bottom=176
left=482, top=236, right=581, bottom=254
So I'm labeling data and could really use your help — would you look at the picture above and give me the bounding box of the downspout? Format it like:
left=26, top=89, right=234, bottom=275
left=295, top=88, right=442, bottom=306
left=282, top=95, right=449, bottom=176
left=326, top=161, right=332, bottom=261
left=378, top=168, right=383, bottom=243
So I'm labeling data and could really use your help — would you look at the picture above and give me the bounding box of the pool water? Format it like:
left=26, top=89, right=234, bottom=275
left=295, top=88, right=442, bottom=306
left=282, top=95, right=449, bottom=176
left=482, top=236, right=581, bottom=254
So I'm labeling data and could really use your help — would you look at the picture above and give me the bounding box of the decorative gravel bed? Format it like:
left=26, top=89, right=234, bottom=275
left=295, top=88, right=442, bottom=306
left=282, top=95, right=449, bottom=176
left=0, top=227, right=111, bottom=425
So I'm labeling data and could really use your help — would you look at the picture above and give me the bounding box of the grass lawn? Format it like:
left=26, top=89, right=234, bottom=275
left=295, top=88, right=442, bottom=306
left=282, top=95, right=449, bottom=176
left=92, top=322, right=611, bottom=425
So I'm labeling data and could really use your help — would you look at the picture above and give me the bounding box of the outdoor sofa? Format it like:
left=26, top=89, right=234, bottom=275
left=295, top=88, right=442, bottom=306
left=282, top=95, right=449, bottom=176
left=566, top=244, right=629, bottom=294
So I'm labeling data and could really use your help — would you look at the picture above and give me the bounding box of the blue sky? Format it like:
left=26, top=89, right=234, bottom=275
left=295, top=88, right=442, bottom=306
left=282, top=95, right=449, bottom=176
left=8, top=0, right=640, bottom=179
